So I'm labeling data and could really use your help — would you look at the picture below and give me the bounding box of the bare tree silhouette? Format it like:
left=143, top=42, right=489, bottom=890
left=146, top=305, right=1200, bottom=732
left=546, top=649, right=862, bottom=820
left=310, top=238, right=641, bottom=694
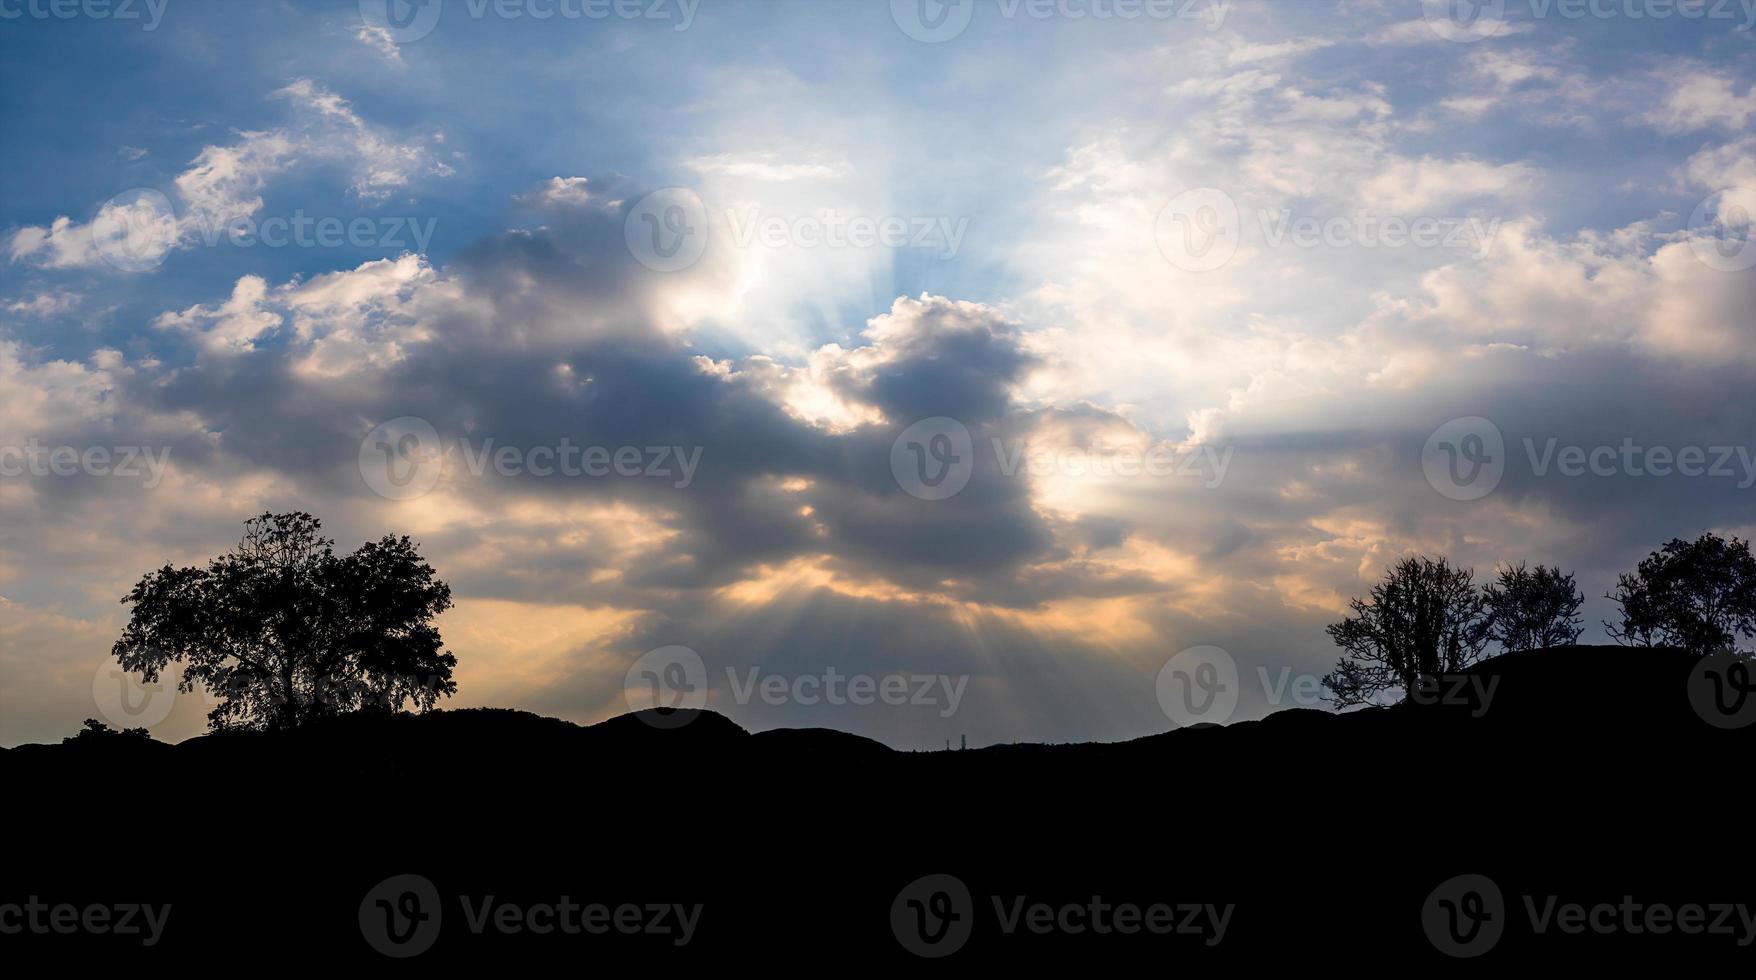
left=1483, top=562, right=1584, bottom=651
left=1322, top=555, right=1491, bottom=708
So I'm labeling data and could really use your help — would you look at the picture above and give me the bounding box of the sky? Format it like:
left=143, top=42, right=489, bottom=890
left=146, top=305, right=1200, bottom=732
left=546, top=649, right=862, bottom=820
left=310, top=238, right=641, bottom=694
left=2, top=0, right=1754, bottom=747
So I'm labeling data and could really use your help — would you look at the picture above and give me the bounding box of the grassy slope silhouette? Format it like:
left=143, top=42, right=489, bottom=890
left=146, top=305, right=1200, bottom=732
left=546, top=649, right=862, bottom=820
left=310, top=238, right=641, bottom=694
left=7, top=645, right=1709, bottom=761
left=7, top=645, right=1750, bottom=966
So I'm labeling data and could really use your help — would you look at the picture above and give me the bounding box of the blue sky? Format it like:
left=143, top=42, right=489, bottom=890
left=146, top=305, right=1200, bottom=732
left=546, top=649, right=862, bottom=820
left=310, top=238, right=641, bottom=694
left=3, top=0, right=1755, bottom=746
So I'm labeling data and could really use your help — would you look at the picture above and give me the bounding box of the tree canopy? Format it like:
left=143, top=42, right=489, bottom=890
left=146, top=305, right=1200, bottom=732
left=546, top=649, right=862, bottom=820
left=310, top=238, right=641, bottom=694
left=1605, top=533, right=1756, bottom=654
left=1322, top=555, right=1491, bottom=708
left=111, top=512, right=456, bottom=731
left=1483, top=562, right=1584, bottom=652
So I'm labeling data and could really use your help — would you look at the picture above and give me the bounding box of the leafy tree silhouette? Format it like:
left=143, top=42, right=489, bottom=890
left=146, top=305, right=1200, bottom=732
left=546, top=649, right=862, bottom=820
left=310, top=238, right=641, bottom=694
left=1322, top=555, right=1490, bottom=708
left=111, top=513, right=456, bottom=731
left=1605, top=532, right=1756, bottom=654
left=1483, top=562, right=1584, bottom=651
left=64, top=719, right=151, bottom=743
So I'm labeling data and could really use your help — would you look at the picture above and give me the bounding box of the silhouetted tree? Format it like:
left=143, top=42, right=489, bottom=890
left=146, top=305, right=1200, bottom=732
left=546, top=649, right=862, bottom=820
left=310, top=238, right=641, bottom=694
left=1483, top=562, right=1584, bottom=651
left=63, top=719, right=151, bottom=743
left=1605, top=533, right=1756, bottom=654
left=111, top=513, right=456, bottom=731
left=1322, top=555, right=1490, bottom=708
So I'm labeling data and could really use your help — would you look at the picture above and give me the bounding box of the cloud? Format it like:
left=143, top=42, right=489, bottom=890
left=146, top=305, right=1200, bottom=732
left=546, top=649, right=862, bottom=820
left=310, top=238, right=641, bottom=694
left=684, top=154, right=851, bottom=182
left=519, top=176, right=597, bottom=208
left=0, top=178, right=1223, bottom=745
left=1682, top=136, right=1756, bottom=210
left=8, top=81, right=445, bottom=272
left=4, top=290, right=81, bottom=318
left=1358, top=155, right=1535, bottom=211
left=1647, top=68, right=1756, bottom=133
left=153, top=274, right=284, bottom=354
left=355, top=23, right=403, bottom=65
left=9, top=7, right=1756, bottom=749
left=1364, top=9, right=1536, bottom=46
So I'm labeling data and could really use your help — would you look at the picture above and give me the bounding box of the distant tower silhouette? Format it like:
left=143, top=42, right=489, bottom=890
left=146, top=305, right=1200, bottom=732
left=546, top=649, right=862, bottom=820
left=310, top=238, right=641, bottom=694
left=960, top=734, right=967, bottom=751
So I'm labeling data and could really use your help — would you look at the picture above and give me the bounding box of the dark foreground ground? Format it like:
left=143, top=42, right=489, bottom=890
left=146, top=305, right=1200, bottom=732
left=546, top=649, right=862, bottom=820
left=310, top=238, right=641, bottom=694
left=5, top=646, right=1754, bottom=968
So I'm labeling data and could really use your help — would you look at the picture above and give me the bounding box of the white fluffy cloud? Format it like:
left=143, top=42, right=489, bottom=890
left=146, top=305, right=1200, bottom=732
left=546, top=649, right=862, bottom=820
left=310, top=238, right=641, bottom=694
left=7, top=81, right=445, bottom=273
left=1649, top=68, right=1756, bottom=133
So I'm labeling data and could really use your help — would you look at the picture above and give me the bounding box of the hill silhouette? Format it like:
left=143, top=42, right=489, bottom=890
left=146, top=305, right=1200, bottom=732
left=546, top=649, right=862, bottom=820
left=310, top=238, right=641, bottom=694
left=8, top=646, right=1752, bottom=967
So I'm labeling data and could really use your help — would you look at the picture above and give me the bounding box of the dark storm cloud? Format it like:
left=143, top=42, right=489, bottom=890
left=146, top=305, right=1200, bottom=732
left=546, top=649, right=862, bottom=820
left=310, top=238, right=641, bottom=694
left=110, top=182, right=1136, bottom=611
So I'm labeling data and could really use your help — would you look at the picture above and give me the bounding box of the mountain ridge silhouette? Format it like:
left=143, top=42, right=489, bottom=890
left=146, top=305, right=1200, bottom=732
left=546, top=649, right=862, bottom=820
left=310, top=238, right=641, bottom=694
left=8, top=645, right=1710, bottom=759
left=8, top=644, right=1752, bottom=967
